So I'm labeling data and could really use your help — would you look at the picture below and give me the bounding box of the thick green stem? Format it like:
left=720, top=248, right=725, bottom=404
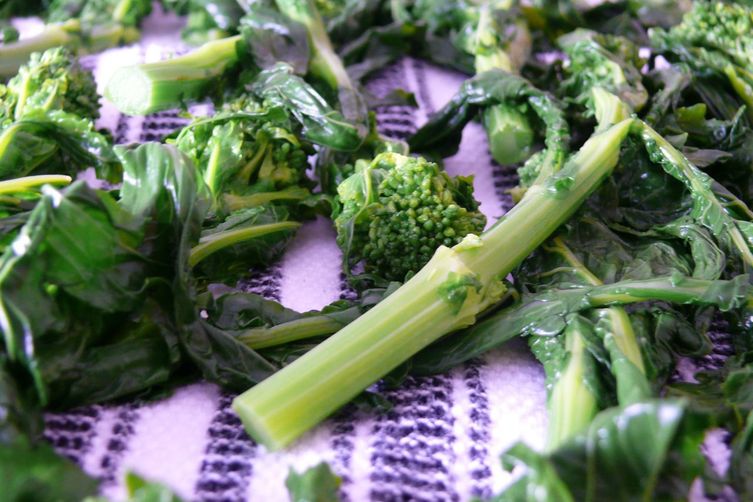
left=232, top=119, right=634, bottom=450
left=105, top=35, right=242, bottom=115
left=482, top=106, right=534, bottom=165
left=189, top=220, right=300, bottom=267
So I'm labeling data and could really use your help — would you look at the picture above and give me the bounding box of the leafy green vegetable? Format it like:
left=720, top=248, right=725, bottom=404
left=0, top=437, right=100, bottom=502
left=409, top=69, right=569, bottom=192
left=492, top=400, right=709, bottom=501
left=411, top=273, right=750, bottom=375
left=233, top=116, right=633, bottom=449
left=285, top=462, right=342, bottom=502
left=10, top=3, right=753, bottom=499
left=650, top=2, right=753, bottom=120
left=0, top=47, right=117, bottom=181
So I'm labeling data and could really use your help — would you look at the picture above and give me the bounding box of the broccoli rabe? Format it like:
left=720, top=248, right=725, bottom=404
left=650, top=1, right=753, bottom=118
left=105, top=0, right=368, bottom=141
left=654, top=1, right=753, bottom=69
left=171, top=62, right=367, bottom=213
left=558, top=29, right=648, bottom=114
left=0, top=47, right=116, bottom=180
left=173, top=100, right=312, bottom=210
left=391, top=0, right=534, bottom=165
left=234, top=113, right=634, bottom=449
left=334, top=152, right=486, bottom=282
left=169, top=65, right=371, bottom=278
left=1, top=47, right=100, bottom=122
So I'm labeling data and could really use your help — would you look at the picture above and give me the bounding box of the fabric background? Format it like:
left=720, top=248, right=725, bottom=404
left=13, top=8, right=728, bottom=502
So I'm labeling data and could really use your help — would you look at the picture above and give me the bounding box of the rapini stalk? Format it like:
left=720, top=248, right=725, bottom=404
left=232, top=118, right=634, bottom=449
left=105, top=35, right=242, bottom=115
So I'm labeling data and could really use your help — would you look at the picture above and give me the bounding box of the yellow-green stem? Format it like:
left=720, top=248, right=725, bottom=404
left=0, top=175, right=72, bottom=195
left=189, top=221, right=300, bottom=267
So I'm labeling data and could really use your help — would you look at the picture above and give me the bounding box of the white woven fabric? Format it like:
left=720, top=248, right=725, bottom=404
left=28, top=9, right=552, bottom=501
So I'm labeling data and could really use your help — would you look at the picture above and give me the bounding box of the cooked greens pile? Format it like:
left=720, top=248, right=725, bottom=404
left=6, top=0, right=753, bottom=500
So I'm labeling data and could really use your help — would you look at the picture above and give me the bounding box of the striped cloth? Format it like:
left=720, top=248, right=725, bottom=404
left=20, top=8, right=730, bottom=502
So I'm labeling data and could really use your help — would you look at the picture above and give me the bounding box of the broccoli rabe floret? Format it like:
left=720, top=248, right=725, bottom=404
left=658, top=1, right=753, bottom=69
left=558, top=29, right=647, bottom=114
left=0, top=47, right=99, bottom=122
left=174, top=100, right=314, bottom=214
left=649, top=2, right=753, bottom=117
left=0, top=48, right=116, bottom=181
left=335, top=152, right=486, bottom=282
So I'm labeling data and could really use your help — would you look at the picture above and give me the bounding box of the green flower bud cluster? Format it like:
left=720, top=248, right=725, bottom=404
left=1, top=47, right=99, bottom=122
left=337, top=153, right=486, bottom=281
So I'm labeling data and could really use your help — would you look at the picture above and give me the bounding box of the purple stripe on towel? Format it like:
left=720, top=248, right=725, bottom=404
left=369, top=375, right=459, bottom=502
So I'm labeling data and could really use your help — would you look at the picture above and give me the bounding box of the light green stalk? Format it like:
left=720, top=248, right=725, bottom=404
left=474, top=4, right=533, bottom=165
left=0, top=175, right=72, bottom=194
left=546, top=316, right=599, bottom=450
left=547, top=236, right=648, bottom=404
left=0, top=20, right=139, bottom=79
left=222, top=187, right=310, bottom=212
left=239, top=316, right=345, bottom=349
left=541, top=234, right=649, bottom=449
left=105, top=35, right=242, bottom=116
left=233, top=118, right=634, bottom=450
left=189, top=220, right=300, bottom=267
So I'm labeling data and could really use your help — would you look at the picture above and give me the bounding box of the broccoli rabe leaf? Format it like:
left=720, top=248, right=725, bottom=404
left=179, top=0, right=247, bottom=44
left=202, top=281, right=398, bottom=350
left=411, top=273, right=749, bottom=375
left=410, top=69, right=569, bottom=189
left=250, top=63, right=364, bottom=151
left=492, top=400, right=708, bottom=502
left=0, top=436, right=100, bottom=502
left=0, top=144, right=207, bottom=410
left=239, top=3, right=311, bottom=74
left=286, top=462, right=342, bottom=502
left=0, top=48, right=117, bottom=181
left=191, top=205, right=300, bottom=281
